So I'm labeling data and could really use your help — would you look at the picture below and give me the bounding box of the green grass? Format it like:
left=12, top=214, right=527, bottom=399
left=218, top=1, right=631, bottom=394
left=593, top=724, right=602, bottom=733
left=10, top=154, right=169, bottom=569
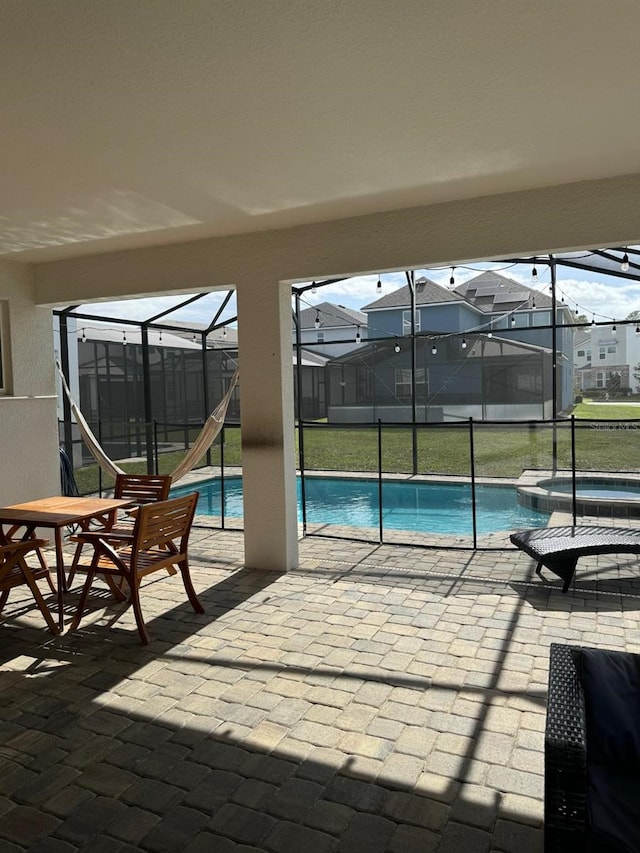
left=572, top=400, right=640, bottom=420
left=72, top=405, right=640, bottom=494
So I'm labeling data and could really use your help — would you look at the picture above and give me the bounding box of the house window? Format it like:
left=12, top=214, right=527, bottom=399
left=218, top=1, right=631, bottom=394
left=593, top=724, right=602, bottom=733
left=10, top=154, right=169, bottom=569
left=395, top=368, right=427, bottom=397
left=607, top=345, right=616, bottom=354
left=577, top=349, right=585, bottom=357
left=586, top=350, right=591, bottom=361
left=402, top=309, right=421, bottom=334
left=596, top=372, right=605, bottom=388
left=531, top=311, right=550, bottom=327
left=316, top=331, right=324, bottom=343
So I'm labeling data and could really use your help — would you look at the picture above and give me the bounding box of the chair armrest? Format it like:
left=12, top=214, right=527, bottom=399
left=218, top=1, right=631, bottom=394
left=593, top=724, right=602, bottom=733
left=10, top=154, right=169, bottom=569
left=544, top=643, right=588, bottom=852
left=75, top=530, right=135, bottom=545
left=0, top=537, right=49, bottom=556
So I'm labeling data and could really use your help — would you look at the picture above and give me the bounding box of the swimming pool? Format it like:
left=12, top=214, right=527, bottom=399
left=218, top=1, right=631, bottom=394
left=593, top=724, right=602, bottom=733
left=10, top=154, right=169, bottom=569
left=172, top=476, right=549, bottom=536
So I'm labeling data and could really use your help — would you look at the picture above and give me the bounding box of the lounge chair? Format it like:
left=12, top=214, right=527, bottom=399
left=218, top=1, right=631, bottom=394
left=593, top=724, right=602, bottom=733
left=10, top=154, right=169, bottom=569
left=510, top=525, right=640, bottom=592
left=69, top=492, right=202, bottom=644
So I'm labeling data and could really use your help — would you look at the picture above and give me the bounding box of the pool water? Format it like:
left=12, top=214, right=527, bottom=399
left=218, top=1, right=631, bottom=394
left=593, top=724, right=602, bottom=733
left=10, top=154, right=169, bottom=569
left=172, top=476, right=549, bottom=536
left=547, top=480, right=640, bottom=499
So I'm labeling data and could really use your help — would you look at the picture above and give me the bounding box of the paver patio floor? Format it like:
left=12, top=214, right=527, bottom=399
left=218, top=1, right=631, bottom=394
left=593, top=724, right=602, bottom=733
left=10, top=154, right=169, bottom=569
left=2, top=526, right=640, bottom=852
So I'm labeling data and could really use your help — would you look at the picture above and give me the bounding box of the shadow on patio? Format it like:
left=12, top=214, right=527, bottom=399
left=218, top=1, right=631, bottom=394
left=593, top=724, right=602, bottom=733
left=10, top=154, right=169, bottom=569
left=2, top=529, right=639, bottom=851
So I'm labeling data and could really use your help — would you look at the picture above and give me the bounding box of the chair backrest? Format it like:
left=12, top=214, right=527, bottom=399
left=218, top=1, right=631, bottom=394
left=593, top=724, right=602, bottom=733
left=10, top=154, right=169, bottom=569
left=114, top=474, right=172, bottom=505
left=132, top=492, right=198, bottom=557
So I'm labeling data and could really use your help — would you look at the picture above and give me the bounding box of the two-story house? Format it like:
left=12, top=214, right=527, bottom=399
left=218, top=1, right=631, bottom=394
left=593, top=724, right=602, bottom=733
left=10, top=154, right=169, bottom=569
left=325, top=271, right=574, bottom=423
left=574, top=324, right=640, bottom=394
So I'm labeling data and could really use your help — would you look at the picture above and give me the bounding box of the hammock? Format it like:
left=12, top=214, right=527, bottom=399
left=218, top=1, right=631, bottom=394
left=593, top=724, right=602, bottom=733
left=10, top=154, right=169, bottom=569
left=56, top=360, right=239, bottom=484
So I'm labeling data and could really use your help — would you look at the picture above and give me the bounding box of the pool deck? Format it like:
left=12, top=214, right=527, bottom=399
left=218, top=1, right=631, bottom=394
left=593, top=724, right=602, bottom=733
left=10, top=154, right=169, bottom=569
left=3, top=523, right=640, bottom=852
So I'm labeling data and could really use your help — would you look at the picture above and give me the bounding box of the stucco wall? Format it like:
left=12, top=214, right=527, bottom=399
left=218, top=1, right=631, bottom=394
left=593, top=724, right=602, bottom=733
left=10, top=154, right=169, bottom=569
left=0, top=260, right=59, bottom=504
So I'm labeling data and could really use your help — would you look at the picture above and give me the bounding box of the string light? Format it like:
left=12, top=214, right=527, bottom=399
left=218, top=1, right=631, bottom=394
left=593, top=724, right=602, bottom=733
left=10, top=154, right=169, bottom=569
left=511, top=315, right=516, bottom=326
left=487, top=329, right=493, bottom=338
left=612, top=322, right=617, bottom=335
left=449, top=267, right=455, bottom=286
left=531, top=297, right=536, bottom=309
left=81, top=328, right=86, bottom=343
left=377, top=275, right=382, bottom=292
left=461, top=338, right=467, bottom=349
left=574, top=307, right=579, bottom=316
left=591, top=315, right=596, bottom=326
left=621, top=251, right=630, bottom=272
left=311, top=281, right=317, bottom=294
left=531, top=265, right=538, bottom=284
left=355, top=326, right=361, bottom=344
left=222, top=327, right=227, bottom=339
left=159, top=330, right=163, bottom=343
left=394, top=340, right=401, bottom=353
left=314, top=311, right=320, bottom=330
left=635, top=325, right=640, bottom=336
left=122, top=331, right=127, bottom=346
left=431, top=343, right=438, bottom=355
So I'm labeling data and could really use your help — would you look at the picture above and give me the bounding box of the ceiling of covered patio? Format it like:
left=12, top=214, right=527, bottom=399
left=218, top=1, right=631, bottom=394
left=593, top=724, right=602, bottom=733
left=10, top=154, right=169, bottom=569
left=2, top=0, right=640, bottom=264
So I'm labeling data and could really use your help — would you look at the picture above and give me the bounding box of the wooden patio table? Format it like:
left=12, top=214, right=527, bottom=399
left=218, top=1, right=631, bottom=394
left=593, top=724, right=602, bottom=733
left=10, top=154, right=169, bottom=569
left=0, top=496, right=134, bottom=631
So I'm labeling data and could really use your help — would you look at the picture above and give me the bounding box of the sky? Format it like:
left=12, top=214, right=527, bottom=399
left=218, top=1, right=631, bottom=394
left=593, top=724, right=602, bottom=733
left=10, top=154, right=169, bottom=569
left=70, top=255, right=640, bottom=331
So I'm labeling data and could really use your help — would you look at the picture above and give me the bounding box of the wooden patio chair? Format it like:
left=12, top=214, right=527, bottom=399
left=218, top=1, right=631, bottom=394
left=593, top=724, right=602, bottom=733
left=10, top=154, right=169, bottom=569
left=69, top=492, right=202, bottom=644
left=0, top=537, right=59, bottom=634
left=67, top=473, right=172, bottom=586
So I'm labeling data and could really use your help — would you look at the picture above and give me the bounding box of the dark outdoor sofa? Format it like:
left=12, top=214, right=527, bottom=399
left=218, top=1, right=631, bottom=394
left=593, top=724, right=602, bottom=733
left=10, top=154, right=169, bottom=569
left=545, top=643, right=640, bottom=852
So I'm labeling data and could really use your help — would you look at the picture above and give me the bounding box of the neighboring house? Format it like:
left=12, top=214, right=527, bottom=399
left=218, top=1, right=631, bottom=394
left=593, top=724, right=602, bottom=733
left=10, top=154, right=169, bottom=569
left=574, top=324, right=640, bottom=393
left=295, top=301, right=367, bottom=358
left=326, top=271, right=575, bottom=423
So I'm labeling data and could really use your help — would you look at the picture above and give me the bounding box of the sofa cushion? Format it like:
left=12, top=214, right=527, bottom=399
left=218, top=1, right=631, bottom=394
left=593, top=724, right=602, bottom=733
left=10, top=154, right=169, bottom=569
left=587, top=763, right=640, bottom=853
left=580, top=647, right=640, bottom=765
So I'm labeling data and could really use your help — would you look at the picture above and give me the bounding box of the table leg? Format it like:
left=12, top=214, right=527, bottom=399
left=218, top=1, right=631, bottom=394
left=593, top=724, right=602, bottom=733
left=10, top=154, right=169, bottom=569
left=54, top=528, right=67, bottom=631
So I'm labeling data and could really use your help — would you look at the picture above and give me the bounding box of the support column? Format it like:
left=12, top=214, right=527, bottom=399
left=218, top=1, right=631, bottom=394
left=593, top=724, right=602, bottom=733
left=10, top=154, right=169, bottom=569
left=236, top=279, right=298, bottom=571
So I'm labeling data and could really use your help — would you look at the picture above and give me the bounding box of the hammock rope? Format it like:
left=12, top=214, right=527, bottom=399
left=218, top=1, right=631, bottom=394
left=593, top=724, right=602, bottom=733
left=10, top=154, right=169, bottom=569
left=56, top=360, right=239, bottom=484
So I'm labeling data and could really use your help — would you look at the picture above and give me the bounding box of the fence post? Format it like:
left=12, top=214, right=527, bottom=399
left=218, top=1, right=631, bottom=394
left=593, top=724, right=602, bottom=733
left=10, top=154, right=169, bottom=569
left=153, top=420, right=159, bottom=475
left=378, top=419, right=384, bottom=543
left=98, top=418, right=103, bottom=496
left=571, top=415, right=577, bottom=525
left=220, top=424, right=225, bottom=529
left=469, top=417, right=477, bottom=549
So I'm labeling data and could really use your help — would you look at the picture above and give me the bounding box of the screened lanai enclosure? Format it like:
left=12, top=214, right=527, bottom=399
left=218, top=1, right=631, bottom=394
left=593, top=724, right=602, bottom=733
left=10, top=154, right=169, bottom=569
left=55, top=247, right=640, bottom=550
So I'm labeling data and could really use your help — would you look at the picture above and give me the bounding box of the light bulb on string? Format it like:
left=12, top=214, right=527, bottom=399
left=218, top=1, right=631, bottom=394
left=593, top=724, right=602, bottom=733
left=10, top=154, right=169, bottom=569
left=159, top=330, right=163, bottom=343
left=311, top=281, right=317, bottom=294
left=591, top=315, right=596, bottom=326
left=511, top=315, right=516, bottom=327
left=532, top=297, right=536, bottom=309
left=81, top=328, right=86, bottom=343
left=394, top=340, right=401, bottom=353
left=122, top=331, right=127, bottom=346
left=461, top=338, right=467, bottom=349
left=355, top=327, right=361, bottom=344
left=621, top=251, right=630, bottom=272
left=487, top=329, right=493, bottom=338
left=449, top=267, right=455, bottom=287
left=431, top=343, right=437, bottom=355
left=531, top=265, right=538, bottom=284
left=222, top=327, right=227, bottom=339
left=376, top=275, right=382, bottom=292
left=314, top=311, right=320, bottom=330
left=635, top=325, right=640, bottom=336
left=612, top=321, right=617, bottom=335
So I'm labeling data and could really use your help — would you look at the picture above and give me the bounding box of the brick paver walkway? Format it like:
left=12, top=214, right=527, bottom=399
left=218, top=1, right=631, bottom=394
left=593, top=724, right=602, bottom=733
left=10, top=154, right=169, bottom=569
left=2, top=526, right=640, bottom=851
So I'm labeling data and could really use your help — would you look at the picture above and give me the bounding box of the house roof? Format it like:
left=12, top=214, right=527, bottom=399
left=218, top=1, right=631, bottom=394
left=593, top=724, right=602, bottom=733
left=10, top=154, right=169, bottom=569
left=454, top=270, right=552, bottom=313
left=363, top=277, right=460, bottom=311
left=299, top=302, right=367, bottom=330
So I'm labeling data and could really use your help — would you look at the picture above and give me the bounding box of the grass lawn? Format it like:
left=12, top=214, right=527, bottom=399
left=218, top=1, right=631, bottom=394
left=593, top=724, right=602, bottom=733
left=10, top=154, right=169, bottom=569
left=73, top=402, right=640, bottom=494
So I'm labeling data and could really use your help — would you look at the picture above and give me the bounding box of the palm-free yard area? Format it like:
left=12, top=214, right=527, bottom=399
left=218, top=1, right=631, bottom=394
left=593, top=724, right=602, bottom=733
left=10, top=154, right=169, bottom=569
left=73, top=402, right=640, bottom=496
left=2, top=527, right=640, bottom=851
